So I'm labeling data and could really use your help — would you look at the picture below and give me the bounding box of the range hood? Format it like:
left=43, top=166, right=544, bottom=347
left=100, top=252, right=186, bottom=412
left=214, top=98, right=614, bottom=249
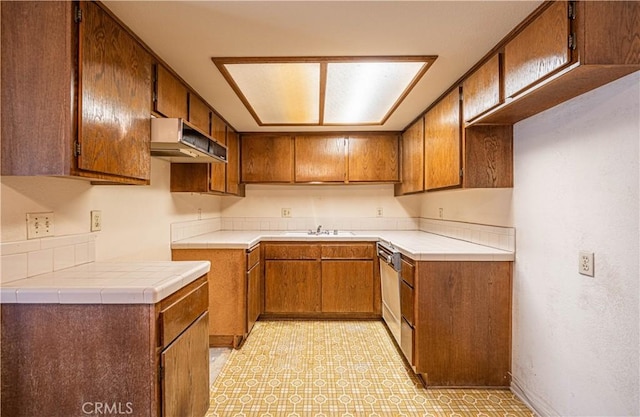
left=150, top=118, right=227, bottom=163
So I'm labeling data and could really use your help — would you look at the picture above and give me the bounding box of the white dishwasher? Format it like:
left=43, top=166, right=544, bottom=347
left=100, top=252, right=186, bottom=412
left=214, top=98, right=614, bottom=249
left=377, top=241, right=402, bottom=345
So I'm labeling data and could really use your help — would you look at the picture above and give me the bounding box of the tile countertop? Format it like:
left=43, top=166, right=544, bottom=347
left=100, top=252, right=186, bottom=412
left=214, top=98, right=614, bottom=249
left=171, top=230, right=514, bottom=262
left=0, top=261, right=210, bottom=304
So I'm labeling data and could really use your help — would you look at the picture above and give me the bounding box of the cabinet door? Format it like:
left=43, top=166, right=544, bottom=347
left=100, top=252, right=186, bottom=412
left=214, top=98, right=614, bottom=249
left=424, top=88, right=462, bottom=191
left=161, top=312, right=209, bottom=417
left=264, top=261, right=321, bottom=313
left=78, top=1, right=152, bottom=181
left=395, top=118, right=424, bottom=195
left=504, top=1, right=570, bottom=98
left=295, top=135, right=346, bottom=182
left=321, top=260, right=374, bottom=313
left=348, top=135, right=399, bottom=182
left=155, top=64, right=188, bottom=120
left=209, top=113, right=227, bottom=192
left=189, top=94, right=211, bottom=135
left=241, top=135, right=294, bottom=183
left=225, top=127, right=244, bottom=196
left=463, top=54, right=501, bottom=121
left=247, top=263, right=261, bottom=334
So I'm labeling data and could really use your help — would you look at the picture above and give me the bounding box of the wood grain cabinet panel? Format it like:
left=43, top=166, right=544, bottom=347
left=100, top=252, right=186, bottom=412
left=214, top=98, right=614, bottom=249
left=209, top=113, right=227, bottom=192
left=424, top=88, right=462, bottom=191
left=172, top=249, right=248, bottom=347
left=246, top=245, right=262, bottom=334
left=295, top=135, right=346, bottom=182
left=413, top=261, right=512, bottom=387
left=348, top=134, right=399, bottom=182
left=225, top=127, right=245, bottom=196
left=463, top=54, right=502, bottom=121
left=475, top=2, right=640, bottom=125
left=504, top=1, right=570, bottom=98
left=321, top=260, right=374, bottom=313
left=1, top=1, right=152, bottom=184
left=155, top=64, right=188, bottom=120
left=241, top=135, right=294, bottom=183
left=265, top=260, right=321, bottom=313
left=188, top=94, right=211, bottom=135
left=1, top=275, right=209, bottom=417
left=463, top=125, right=513, bottom=188
left=161, top=312, right=210, bottom=417
left=395, top=118, right=425, bottom=195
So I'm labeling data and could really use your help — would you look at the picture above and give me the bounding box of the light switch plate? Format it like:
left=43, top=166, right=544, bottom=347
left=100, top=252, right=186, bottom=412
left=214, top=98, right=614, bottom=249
left=579, top=251, right=594, bottom=277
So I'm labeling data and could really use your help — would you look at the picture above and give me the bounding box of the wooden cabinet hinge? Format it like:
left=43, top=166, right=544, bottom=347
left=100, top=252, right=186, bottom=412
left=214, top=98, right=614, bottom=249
left=568, top=1, right=576, bottom=20
left=74, top=6, right=83, bottom=23
left=568, top=33, right=577, bottom=50
left=74, top=140, right=81, bottom=157
left=459, top=168, right=464, bottom=177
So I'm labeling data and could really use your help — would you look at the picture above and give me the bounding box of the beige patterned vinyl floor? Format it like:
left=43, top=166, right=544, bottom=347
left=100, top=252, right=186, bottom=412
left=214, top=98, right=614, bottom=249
left=207, top=321, right=534, bottom=417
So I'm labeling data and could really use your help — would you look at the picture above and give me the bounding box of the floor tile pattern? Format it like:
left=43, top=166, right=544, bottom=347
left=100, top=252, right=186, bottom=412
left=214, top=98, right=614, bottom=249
left=207, top=321, right=534, bottom=417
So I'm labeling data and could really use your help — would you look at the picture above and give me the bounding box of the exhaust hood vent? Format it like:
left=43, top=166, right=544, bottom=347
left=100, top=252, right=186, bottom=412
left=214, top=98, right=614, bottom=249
left=150, top=118, right=227, bottom=163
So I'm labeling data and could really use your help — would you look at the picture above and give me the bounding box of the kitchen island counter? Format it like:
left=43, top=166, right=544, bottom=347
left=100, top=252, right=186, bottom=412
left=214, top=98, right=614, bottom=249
left=0, top=260, right=210, bottom=304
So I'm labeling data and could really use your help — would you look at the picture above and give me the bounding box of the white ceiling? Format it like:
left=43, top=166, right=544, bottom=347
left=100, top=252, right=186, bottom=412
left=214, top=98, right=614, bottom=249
left=103, top=1, right=542, bottom=133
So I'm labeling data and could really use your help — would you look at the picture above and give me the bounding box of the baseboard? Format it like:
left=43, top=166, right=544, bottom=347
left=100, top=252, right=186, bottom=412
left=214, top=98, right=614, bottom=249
left=510, top=376, right=560, bottom=417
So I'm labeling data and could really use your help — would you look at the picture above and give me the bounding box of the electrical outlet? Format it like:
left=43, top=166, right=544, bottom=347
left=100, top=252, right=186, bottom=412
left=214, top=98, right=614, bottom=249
left=281, top=208, right=292, bottom=218
left=376, top=207, right=383, bottom=217
left=579, top=251, right=594, bottom=277
left=26, top=212, right=54, bottom=239
left=91, top=210, right=102, bottom=232
left=439, top=208, right=444, bottom=219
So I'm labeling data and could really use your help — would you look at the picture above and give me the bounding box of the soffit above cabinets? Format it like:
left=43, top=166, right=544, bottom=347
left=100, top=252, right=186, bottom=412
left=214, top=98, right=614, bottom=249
left=212, top=56, right=437, bottom=127
left=102, top=1, right=543, bottom=133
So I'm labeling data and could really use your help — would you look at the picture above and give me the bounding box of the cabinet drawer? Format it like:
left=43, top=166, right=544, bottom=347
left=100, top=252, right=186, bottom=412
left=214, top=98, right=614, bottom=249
left=400, top=280, right=414, bottom=326
left=247, top=245, right=260, bottom=269
left=400, top=258, right=415, bottom=287
left=321, top=243, right=374, bottom=259
left=264, top=244, right=320, bottom=260
left=159, top=276, right=208, bottom=347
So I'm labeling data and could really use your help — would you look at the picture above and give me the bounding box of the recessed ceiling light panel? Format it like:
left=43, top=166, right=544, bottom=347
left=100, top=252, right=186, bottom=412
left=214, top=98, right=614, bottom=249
left=213, top=56, right=437, bottom=127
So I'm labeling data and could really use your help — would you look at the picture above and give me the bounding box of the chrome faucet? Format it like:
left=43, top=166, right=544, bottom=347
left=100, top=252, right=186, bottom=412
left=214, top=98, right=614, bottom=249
left=316, top=225, right=322, bottom=234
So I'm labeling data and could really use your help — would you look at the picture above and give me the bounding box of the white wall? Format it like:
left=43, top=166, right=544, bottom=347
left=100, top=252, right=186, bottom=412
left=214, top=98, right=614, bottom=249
left=420, top=188, right=513, bottom=227
left=222, top=183, right=421, bottom=220
left=511, top=72, right=639, bottom=416
left=1, top=159, right=222, bottom=261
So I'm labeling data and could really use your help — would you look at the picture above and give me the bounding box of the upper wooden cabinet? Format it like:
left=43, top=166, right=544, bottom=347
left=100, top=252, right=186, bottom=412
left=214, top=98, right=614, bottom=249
left=463, top=54, right=502, bottom=122
left=295, top=136, right=347, bottom=183
left=394, top=118, right=425, bottom=195
left=170, top=125, right=244, bottom=196
left=504, top=1, right=571, bottom=99
left=241, top=135, right=294, bottom=183
left=424, top=88, right=462, bottom=191
left=188, top=94, right=211, bottom=135
left=240, top=134, right=399, bottom=184
left=154, top=64, right=188, bottom=121
left=1, top=1, right=152, bottom=184
left=476, top=1, right=640, bottom=124
left=348, top=134, right=400, bottom=182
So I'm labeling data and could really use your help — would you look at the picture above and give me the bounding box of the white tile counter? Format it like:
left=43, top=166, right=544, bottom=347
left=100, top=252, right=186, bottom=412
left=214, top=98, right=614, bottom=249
left=0, top=261, right=210, bottom=304
left=171, top=230, right=514, bottom=261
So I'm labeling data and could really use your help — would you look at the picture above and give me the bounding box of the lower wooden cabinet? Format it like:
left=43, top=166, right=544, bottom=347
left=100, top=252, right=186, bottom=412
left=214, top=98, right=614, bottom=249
left=411, top=261, right=512, bottom=387
left=265, top=260, right=322, bottom=313
left=1, top=275, right=210, bottom=417
left=172, top=246, right=261, bottom=347
left=263, top=242, right=379, bottom=318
